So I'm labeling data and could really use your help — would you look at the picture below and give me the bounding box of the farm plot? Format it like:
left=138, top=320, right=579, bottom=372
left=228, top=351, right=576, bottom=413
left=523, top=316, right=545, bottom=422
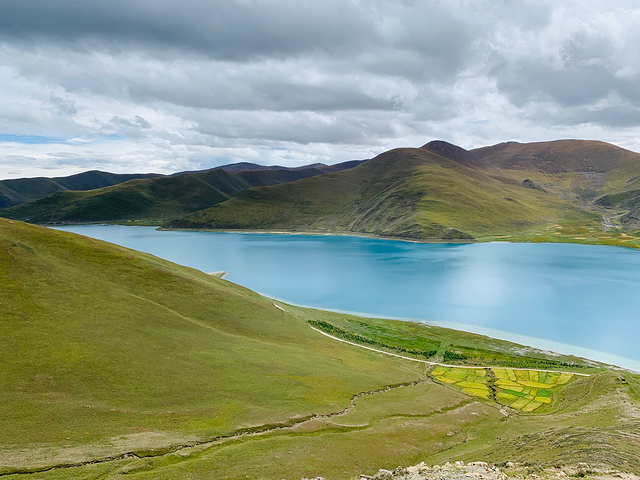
left=430, top=366, right=491, bottom=399
left=492, top=368, right=572, bottom=412
left=430, top=366, right=573, bottom=412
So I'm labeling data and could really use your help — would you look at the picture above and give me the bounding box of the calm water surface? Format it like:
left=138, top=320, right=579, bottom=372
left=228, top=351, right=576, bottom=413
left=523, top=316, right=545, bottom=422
left=54, top=225, right=640, bottom=370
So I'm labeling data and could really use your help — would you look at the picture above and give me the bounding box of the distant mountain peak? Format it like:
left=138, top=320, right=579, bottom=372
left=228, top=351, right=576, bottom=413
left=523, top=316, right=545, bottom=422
left=218, top=162, right=329, bottom=173
left=421, top=140, right=480, bottom=165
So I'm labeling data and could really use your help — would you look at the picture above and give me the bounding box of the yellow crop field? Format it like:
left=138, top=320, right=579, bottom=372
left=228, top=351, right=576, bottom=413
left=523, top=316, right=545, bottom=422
left=510, top=397, right=530, bottom=410
left=456, top=381, right=490, bottom=390
left=463, top=387, right=491, bottom=399
left=557, top=372, right=573, bottom=383
left=493, top=368, right=509, bottom=379
left=430, top=366, right=574, bottom=413
left=519, top=380, right=553, bottom=389
left=438, top=376, right=459, bottom=384
left=522, top=400, right=544, bottom=412
left=492, top=368, right=573, bottom=412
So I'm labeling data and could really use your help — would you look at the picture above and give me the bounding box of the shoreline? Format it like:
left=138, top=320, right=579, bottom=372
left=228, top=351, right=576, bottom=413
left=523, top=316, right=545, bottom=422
left=43, top=220, right=640, bottom=249
left=267, top=295, right=640, bottom=374
left=156, top=226, right=477, bottom=245
left=158, top=226, right=640, bottom=250
left=49, top=224, right=640, bottom=372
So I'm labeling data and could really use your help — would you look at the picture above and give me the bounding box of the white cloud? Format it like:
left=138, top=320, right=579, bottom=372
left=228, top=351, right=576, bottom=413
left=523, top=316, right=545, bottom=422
left=1, top=0, right=640, bottom=179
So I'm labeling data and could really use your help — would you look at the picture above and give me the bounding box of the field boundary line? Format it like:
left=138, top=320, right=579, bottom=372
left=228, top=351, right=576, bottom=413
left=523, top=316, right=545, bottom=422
left=308, top=326, right=591, bottom=376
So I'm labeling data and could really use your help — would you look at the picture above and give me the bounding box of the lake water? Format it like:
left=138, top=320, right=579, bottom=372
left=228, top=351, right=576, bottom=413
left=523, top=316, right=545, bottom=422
left=54, top=225, right=640, bottom=371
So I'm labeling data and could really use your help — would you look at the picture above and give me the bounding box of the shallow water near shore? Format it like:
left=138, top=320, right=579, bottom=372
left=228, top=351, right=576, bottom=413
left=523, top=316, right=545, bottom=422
left=54, top=225, right=640, bottom=370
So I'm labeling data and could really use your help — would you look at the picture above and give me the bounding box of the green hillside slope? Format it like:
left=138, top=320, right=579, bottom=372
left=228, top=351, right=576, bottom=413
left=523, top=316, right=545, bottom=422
left=472, top=140, right=640, bottom=233
left=0, top=217, right=422, bottom=471
left=2, top=218, right=640, bottom=479
left=0, top=162, right=362, bottom=224
left=0, top=170, right=160, bottom=209
left=167, top=142, right=599, bottom=239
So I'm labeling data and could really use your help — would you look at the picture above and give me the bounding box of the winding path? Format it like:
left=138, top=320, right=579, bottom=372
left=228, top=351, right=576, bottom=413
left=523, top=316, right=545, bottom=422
left=307, top=325, right=592, bottom=377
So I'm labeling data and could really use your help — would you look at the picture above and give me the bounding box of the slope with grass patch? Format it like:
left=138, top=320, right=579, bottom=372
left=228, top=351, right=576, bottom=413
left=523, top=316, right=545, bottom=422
left=3, top=218, right=640, bottom=479
left=0, top=217, right=423, bottom=472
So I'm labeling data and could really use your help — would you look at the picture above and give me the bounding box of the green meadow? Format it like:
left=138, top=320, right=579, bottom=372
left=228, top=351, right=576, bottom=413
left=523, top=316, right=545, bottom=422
left=2, top=217, right=640, bottom=479
left=481, top=224, right=640, bottom=250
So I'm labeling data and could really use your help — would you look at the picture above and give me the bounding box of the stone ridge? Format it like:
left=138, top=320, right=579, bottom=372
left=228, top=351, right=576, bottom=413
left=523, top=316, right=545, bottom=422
left=302, top=461, right=640, bottom=480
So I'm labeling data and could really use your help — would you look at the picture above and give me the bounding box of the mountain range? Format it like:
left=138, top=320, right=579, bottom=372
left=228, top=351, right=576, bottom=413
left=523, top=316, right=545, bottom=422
left=0, top=160, right=363, bottom=224
left=2, top=139, right=640, bottom=241
left=0, top=170, right=161, bottom=209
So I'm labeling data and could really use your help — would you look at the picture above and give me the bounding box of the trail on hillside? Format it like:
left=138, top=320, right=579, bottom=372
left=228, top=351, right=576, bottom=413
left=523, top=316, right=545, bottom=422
left=307, top=325, right=592, bottom=377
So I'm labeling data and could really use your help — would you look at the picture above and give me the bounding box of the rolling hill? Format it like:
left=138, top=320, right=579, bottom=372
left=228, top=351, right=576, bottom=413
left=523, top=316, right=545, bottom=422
left=471, top=140, right=640, bottom=233
left=0, top=216, right=421, bottom=473
left=2, top=218, right=640, bottom=479
left=166, top=140, right=605, bottom=239
left=0, top=160, right=363, bottom=224
left=0, top=170, right=160, bottom=209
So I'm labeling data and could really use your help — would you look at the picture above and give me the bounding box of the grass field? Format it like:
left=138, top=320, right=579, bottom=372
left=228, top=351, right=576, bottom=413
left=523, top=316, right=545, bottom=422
left=481, top=224, right=640, bottom=250
left=0, top=217, right=425, bottom=473
left=2, top=218, right=640, bottom=479
left=306, top=315, right=598, bottom=373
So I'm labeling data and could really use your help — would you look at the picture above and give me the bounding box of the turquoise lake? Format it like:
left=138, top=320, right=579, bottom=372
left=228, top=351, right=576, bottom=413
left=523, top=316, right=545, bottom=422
left=54, top=225, right=640, bottom=371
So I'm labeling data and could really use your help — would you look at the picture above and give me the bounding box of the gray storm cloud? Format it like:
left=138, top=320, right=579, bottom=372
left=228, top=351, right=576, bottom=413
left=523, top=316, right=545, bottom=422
left=0, top=0, right=639, bottom=178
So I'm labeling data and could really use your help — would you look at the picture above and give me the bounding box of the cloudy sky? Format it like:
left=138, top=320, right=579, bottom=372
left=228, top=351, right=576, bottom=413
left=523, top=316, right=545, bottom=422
left=1, top=0, right=640, bottom=178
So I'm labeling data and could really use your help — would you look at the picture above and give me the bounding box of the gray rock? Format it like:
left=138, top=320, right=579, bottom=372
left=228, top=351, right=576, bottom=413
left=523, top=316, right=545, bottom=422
left=372, top=469, right=394, bottom=480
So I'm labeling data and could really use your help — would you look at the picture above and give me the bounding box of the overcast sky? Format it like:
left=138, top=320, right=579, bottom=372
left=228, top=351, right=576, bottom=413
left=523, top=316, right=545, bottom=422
left=1, top=0, right=640, bottom=178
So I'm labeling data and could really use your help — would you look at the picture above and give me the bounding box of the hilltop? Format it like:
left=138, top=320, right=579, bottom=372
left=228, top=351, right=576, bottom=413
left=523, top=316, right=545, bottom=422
left=2, top=218, right=640, bottom=479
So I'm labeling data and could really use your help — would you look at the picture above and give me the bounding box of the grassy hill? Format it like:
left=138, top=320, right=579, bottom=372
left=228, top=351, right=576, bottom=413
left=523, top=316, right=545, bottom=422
left=471, top=140, right=640, bottom=235
left=0, top=170, right=160, bottom=209
left=166, top=142, right=601, bottom=240
left=0, top=217, right=424, bottom=472
left=0, top=161, right=362, bottom=224
left=2, top=218, right=640, bottom=479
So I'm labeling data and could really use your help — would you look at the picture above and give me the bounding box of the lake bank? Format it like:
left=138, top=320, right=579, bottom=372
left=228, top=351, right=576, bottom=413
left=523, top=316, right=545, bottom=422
left=39, top=217, right=640, bottom=250
left=52, top=225, right=640, bottom=371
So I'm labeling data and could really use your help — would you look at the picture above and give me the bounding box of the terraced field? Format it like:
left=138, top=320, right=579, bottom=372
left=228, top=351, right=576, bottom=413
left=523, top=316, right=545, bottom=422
left=430, top=366, right=574, bottom=412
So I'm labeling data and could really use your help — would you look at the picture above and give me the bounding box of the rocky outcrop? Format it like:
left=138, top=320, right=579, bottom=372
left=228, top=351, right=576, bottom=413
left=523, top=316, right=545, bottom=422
left=350, top=461, right=639, bottom=480
left=521, top=179, right=545, bottom=191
